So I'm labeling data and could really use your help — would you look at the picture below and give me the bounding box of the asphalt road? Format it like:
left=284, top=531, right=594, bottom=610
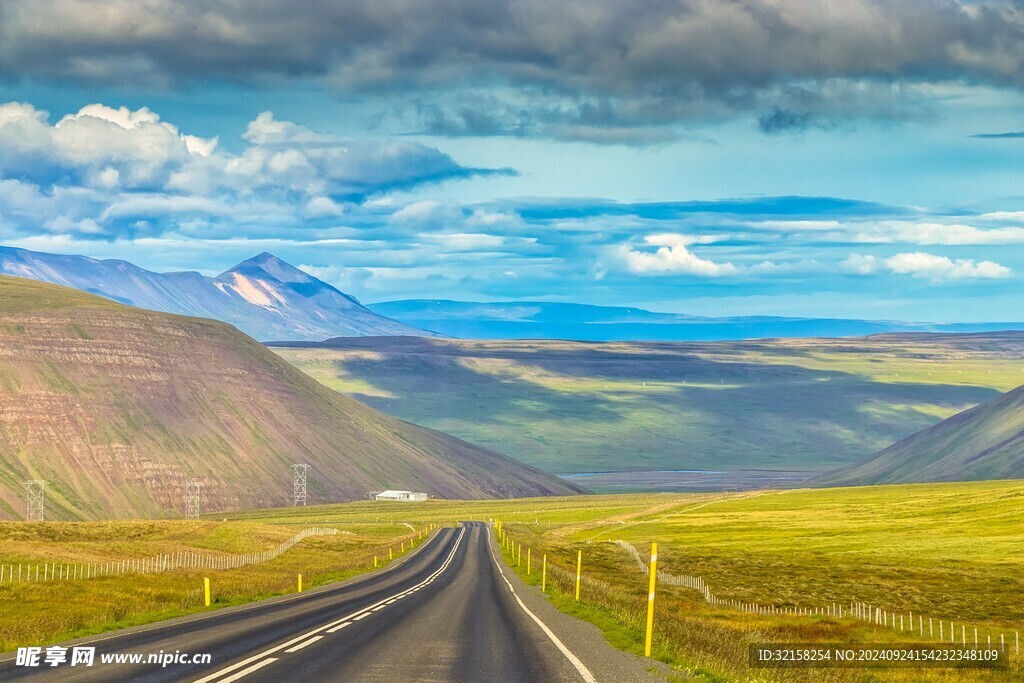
left=0, top=523, right=662, bottom=683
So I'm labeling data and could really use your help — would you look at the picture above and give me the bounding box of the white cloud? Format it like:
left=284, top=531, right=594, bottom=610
left=843, top=251, right=1011, bottom=282
left=980, top=211, right=1024, bottom=221
left=0, top=101, right=210, bottom=190
left=840, top=253, right=880, bottom=275
left=618, top=233, right=738, bottom=277
left=885, top=252, right=1010, bottom=281
left=853, top=221, right=1024, bottom=246
left=426, top=232, right=538, bottom=253
left=0, top=100, right=491, bottom=240
left=303, top=196, right=346, bottom=218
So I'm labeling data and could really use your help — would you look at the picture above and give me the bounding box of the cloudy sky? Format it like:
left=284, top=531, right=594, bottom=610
left=2, top=0, right=1024, bottom=321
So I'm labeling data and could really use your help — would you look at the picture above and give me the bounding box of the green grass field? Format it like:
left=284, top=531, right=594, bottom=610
left=0, top=519, right=428, bottom=651
left=272, top=335, right=1024, bottom=476
left=5, top=481, right=1020, bottom=681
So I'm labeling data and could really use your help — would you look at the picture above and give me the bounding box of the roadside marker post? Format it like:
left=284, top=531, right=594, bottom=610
left=575, top=550, right=582, bottom=601
left=527, top=548, right=532, bottom=576
left=374, top=556, right=378, bottom=568
left=204, top=577, right=211, bottom=607
left=390, top=548, right=393, bottom=560
left=517, top=544, right=522, bottom=567
left=644, top=542, right=658, bottom=658
left=542, top=554, right=547, bottom=593
left=298, top=573, right=303, bottom=593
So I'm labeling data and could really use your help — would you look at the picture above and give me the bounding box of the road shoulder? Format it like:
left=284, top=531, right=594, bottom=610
left=487, top=531, right=676, bottom=682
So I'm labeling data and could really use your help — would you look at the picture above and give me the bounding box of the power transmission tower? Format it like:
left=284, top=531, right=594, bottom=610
left=184, top=480, right=204, bottom=519
left=23, top=480, right=45, bottom=521
left=291, top=464, right=309, bottom=506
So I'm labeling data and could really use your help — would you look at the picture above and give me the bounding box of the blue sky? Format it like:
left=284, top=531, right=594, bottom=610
left=1, top=1, right=1024, bottom=321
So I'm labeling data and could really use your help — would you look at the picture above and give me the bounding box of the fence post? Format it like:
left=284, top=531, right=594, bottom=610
left=575, top=550, right=582, bottom=602
left=204, top=577, right=211, bottom=607
left=645, top=542, right=658, bottom=658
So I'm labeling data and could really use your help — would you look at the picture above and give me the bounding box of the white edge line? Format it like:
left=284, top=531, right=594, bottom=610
left=193, top=527, right=466, bottom=683
left=487, top=529, right=598, bottom=683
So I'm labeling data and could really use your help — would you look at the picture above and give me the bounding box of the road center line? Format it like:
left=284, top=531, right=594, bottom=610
left=193, top=527, right=465, bottom=683
left=215, top=658, right=278, bottom=683
left=325, top=622, right=351, bottom=633
left=486, top=529, right=598, bottom=683
left=284, top=636, right=322, bottom=653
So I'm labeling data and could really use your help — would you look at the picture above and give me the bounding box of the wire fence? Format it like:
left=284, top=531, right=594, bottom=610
left=613, top=539, right=1021, bottom=656
left=0, top=527, right=338, bottom=583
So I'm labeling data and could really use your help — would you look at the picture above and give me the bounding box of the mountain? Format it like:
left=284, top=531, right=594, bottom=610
left=0, top=246, right=429, bottom=341
left=0, top=276, right=582, bottom=520
left=369, top=299, right=1024, bottom=342
left=816, top=382, right=1024, bottom=486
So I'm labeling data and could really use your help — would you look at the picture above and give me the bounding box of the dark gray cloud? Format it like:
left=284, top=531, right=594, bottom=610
left=2, top=1, right=1024, bottom=140
left=971, top=131, right=1024, bottom=138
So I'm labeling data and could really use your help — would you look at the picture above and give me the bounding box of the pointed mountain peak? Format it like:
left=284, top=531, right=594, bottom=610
left=231, top=252, right=293, bottom=270
left=220, top=252, right=310, bottom=280
left=216, top=252, right=362, bottom=306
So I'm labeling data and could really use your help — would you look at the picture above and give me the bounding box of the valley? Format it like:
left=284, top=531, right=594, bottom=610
left=271, top=334, right=1024, bottom=481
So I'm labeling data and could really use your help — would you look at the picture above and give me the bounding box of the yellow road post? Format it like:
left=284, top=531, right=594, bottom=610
left=645, top=543, right=658, bottom=657
left=298, top=573, right=303, bottom=592
left=204, top=577, right=210, bottom=607
left=575, top=550, right=582, bottom=601
left=542, top=554, right=547, bottom=592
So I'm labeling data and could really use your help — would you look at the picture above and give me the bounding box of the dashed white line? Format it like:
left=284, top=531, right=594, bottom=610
left=325, top=622, right=351, bottom=634
left=193, top=528, right=465, bottom=683
left=284, top=636, right=322, bottom=653
left=215, top=658, right=278, bottom=683
left=487, top=530, right=598, bottom=683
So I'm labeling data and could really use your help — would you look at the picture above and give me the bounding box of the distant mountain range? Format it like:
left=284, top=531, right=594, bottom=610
left=369, top=299, right=1024, bottom=341
left=6, top=244, right=1024, bottom=344
left=0, top=276, right=581, bottom=520
left=0, top=246, right=429, bottom=342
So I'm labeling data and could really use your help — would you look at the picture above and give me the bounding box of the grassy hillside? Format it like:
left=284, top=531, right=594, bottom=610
left=819, top=382, right=1024, bottom=486
left=271, top=335, right=1024, bottom=476
left=0, top=276, right=581, bottom=520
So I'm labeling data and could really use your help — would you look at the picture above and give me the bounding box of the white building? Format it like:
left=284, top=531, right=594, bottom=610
left=373, top=490, right=430, bottom=502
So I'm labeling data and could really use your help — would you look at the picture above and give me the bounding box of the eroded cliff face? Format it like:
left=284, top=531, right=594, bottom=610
left=0, top=278, right=582, bottom=520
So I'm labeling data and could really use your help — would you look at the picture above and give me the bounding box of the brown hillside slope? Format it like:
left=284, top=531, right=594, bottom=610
left=0, top=276, right=582, bottom=520
left=815, top=381, right=1024, bottom=487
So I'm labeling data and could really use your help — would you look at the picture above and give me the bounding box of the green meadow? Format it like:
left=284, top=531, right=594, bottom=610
left=272, top=335, right=1024, bottom=475
left=4, top=480, right=1020, bottom=681
left=0, top=519, right=427, bottom=651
